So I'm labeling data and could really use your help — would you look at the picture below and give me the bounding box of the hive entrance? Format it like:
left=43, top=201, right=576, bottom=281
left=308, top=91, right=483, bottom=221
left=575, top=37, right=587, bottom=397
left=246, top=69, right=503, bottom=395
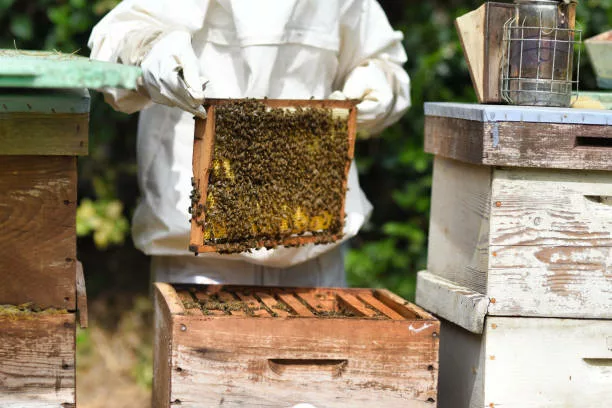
left=190, top=99, right=356, bottom=254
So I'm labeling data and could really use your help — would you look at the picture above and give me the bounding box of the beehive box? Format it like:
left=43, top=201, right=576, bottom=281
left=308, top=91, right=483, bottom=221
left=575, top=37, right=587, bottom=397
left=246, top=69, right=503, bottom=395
left=189, top=99, right=357, bottom=254
left=0, top=53, right=139, bottom=407
left=153, top=283, right=439, bottom=408
left=419, top=103, right=612, bottom=331
left=0, top=307, right=76, bottom=408
left=437, top=317, right=612, bottom=408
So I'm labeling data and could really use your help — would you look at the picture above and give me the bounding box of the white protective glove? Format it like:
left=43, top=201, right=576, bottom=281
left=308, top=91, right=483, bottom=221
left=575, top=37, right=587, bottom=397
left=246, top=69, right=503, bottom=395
left=140, top=31, right=207, bottom=118
left=330, top=60, right=395, bottom=137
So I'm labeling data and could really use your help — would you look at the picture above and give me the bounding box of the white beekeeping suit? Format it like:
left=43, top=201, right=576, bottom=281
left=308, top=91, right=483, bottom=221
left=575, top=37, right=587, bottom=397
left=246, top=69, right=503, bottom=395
left=89, top=0, right=411, bottom=286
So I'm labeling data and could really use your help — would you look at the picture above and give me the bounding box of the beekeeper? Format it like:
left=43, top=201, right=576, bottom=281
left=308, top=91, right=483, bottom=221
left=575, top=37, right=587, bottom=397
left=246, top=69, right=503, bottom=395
left=89, top=0, right=410, bottom=286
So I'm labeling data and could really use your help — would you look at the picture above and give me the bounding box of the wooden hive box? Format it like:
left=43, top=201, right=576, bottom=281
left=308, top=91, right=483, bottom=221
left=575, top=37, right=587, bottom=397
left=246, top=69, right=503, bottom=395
left=437, top=316, right=612, bottom=408
left=0, top=89, right=87, bottom=408
left=153, top=283, right=439, bottom=408
left=419, top=102, right=612, bottom=330
left=189, top=98, right=357, bottom=254
left=0, top=51, right=140, bottom=407
left=0, top=308, right=76, bottom=408
left=417, top=102, right=612, bottom=408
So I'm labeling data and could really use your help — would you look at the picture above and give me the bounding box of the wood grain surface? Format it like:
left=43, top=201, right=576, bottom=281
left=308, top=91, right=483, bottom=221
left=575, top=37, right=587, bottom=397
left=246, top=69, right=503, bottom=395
left=0, top=156, right=76, bottom=309
left=427, top=157, right=612, bottom=319
left=0, top=313, right=75, bottom=408
left=416, top=271, right=490, bottom=334
left=154, top=284, right=439, bottom=408
left=490, top=167, right=612, bottom=247
left=0, top=112, right=88, bottom=156
left=483, top=3, right=514, bottom=103
left=485, top=317, right=612, bottom=408
left=170, top=318, right=438, bottom=408
left=425, top=115, right=612, bottom=171
left=427, top=157, right=491, bottom=294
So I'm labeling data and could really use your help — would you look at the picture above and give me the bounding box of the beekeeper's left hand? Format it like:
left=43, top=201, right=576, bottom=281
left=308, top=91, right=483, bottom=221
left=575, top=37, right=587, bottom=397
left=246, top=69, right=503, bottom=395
left=140, top=31, right=207, bottom=118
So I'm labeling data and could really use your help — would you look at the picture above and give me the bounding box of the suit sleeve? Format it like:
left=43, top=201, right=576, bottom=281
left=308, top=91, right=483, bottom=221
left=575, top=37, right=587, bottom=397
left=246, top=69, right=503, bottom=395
left=335, top=0, right=411, bottom=135
left=88, top=0, right=209, bottom=113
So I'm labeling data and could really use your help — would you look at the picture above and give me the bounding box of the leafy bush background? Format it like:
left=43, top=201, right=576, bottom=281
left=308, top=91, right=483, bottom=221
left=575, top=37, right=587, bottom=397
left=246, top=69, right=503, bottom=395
left=1, top=0, right=608, bottom=302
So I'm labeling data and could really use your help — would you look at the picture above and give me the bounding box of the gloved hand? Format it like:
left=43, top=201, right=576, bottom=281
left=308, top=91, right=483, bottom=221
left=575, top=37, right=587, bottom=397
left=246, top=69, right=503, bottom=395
left=140, top=31, right=207, bottom=118
left=330, top=60, right=394, bottom=137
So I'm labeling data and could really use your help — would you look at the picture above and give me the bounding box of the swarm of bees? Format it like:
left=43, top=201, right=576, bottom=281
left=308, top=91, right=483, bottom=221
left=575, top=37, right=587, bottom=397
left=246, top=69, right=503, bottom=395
left=190, top=99, right=351, bottom=254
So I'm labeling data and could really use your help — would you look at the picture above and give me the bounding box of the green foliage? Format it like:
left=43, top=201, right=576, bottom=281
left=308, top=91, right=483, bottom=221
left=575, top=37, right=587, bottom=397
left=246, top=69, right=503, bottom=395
left=1, top=1, right=611, bottom=301
left=76, top=198, right=129, bottom=249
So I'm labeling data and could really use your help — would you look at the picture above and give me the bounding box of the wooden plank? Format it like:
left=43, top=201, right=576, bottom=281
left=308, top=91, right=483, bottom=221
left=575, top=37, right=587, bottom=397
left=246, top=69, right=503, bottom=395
left=277, top=292, right=315, bottom=317
left=485, top=317, right=612, bottom=408
left=0, top=112, right=88, bottom=155
left=488, top=245, right=612, bottom=318
left=424, top=116, right=485, bottom=165
left=256, top=292, right=291, bottom=317
left=416, top=271, right=489, bottom=334
left=189, top=109, right=214, bottom=251
left=455, top=5, right=487, bottom=103
left=0, top=156, right=76, bottom=309
left=295, top=289, right=336, bottom=313
left=216, top=291, right=247, bottom=316
left=335, top=292, right=377, bottom=317
left=489, top=167, right=612, bottom=247
left=0, top=88, right=90, bottom=114
left=234, top=292, right=272, bottom=317
left=170, top=317, right=439, bottom=407
left=174, top=289, right=204, bottom=317
left=437, top=319, right=485, bottom=408
left=356, top=292, right=405, bottom=321
left=192, top=234, right=345, bottom=254
left=427, top=157, right=491, bottom=294
left=204, top=98, right=356, bottom=110
left=192, top=291, right=227, bottom=316
left=0, top=313, right=75, bottom=408
left=425, top=114, right=612, bottom=171
left=153, top=284, right=174, bottom=408
left=482, top=122, right=612, bottom=171
left=375, top=289, right=437, bottom=320
left=483, top=3, right=514, bottom=103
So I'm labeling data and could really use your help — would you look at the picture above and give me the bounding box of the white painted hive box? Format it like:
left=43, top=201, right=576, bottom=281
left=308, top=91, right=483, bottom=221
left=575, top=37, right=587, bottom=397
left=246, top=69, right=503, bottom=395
left=437, top=317, right=612, bottom=408
left=418, top=103, right=612, bottom=331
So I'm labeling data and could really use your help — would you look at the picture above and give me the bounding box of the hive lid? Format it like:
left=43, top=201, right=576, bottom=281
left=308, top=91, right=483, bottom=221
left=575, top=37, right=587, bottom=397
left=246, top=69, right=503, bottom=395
left=425, top=102, right=612, bottom=125
left=0, top=49, right=141, bottom=90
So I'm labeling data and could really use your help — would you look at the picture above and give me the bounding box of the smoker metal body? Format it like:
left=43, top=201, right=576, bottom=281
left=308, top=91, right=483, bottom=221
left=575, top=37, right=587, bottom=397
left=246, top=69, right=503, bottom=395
left=501, top=0, right=580, bottom=107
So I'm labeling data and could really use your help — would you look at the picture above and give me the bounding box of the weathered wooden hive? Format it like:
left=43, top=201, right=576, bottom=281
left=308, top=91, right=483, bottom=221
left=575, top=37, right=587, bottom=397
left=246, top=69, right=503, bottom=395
left=154, top=283, right=440, bottom=408
left=189, top=98, right=357, bottom=254
left=417, top=102, right=612, bottom=408
left=0, top=50, right=140, bottom=407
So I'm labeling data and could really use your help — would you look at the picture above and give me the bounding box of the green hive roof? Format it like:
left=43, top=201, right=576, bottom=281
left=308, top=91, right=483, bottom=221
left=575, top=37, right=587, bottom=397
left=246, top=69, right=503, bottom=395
left=0, top=49, right=141, bottom=90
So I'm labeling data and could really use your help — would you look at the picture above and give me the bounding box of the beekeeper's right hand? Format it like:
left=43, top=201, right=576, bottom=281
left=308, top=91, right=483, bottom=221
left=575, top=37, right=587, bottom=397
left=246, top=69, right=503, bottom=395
left=140, top=31, right=207, bottom=118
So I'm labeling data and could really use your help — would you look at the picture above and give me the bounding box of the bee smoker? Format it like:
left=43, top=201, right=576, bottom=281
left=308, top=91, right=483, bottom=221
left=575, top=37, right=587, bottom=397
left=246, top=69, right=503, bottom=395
left=500, top=0, right=581, bottom=107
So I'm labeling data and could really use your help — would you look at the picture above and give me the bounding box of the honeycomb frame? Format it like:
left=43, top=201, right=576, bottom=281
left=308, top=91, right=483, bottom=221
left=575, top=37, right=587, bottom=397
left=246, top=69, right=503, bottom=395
left=189, top=98, right=357, bottom=254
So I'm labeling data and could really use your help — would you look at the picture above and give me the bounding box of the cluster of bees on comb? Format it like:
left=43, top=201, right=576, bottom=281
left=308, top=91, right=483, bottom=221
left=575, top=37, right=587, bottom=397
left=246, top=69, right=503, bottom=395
left=190, top=99, right=351, bottom=254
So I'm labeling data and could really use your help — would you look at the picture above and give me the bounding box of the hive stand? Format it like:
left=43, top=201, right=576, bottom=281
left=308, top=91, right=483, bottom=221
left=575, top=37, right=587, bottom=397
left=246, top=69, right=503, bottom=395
left=0, top=50, right=140, bottom=407
left=417, top=103, right=612, bottom=408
